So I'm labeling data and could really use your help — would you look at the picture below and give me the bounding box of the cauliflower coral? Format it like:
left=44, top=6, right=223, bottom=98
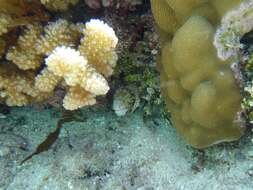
left=36, top=46, right=110, bottom=110
left=79, top=19, right=118, bottom=77
left=6, top=24, right=43, bottom=70
left=0, top=18, right=118, bottom=110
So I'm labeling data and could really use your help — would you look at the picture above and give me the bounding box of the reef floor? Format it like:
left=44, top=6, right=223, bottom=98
left=0, top=106, right=253, bottom=190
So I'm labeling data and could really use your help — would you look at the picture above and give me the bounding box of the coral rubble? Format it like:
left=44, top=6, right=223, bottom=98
left=0, top=1, right=118, bottom=110
left=151, top=0, right=247, bottom=148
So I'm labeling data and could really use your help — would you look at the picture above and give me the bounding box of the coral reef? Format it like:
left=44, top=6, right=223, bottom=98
left=151, top=0, right=247, bottom=148
left=0, top=1, right=118, bottom=110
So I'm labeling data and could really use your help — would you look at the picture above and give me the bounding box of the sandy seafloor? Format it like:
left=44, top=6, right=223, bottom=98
left=0, top=106, right=253, bottom=190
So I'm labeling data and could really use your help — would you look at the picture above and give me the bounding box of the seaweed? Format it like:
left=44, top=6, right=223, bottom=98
left=20, top=110, right=86, bottom=164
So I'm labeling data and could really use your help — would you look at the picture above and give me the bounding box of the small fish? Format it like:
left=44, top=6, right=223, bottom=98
left=20, top=120, right=62, bottom=164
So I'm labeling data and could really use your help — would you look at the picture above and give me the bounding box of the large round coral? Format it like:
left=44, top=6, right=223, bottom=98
left=151, top=0, right=245, bottom=148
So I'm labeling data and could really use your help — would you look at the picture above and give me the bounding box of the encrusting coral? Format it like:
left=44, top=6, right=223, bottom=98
left=0, top=0, right=118, bottom=111
left=151, top=0, right=247, bottom=148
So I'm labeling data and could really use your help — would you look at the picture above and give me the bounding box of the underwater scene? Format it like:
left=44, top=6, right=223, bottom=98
left=1, top=0, right=253, bottom=189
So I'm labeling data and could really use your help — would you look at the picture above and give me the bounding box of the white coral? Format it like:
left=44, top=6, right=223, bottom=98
left=37, top=46, right=110, bottom=110
left=79, top=19, right=118, bottom=77
left=45, top=46, right=109, bottom=95
left=36, top=19, right=81, bottom=55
